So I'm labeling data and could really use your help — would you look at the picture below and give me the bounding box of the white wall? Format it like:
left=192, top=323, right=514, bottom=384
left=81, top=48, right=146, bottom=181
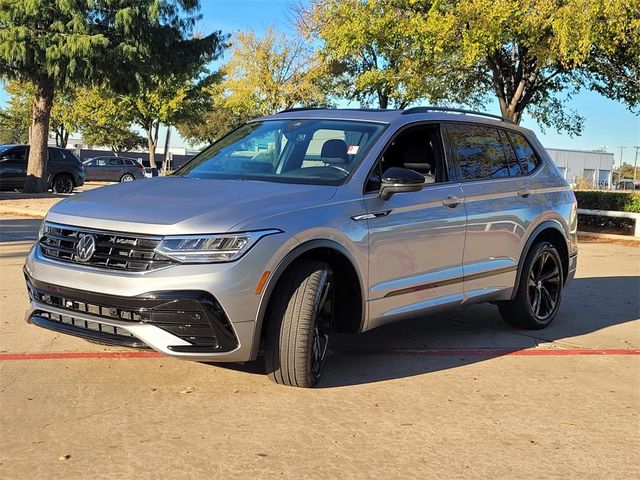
left=546, top=148, right=615, bottom=188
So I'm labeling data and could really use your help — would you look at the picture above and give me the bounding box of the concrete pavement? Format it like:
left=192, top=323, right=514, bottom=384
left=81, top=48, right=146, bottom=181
left=0, top=215, right=638, bottom=479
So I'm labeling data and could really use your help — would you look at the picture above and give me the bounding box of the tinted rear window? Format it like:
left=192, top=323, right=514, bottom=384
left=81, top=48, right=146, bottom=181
left=448, top=124, right=512, bottom=180
left=507, top=132, right=540, bottom=174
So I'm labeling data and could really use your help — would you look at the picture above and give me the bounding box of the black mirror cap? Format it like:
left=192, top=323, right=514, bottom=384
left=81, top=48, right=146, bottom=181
left=379, top=167, right=426, bottom=200
left=381, top=167, right=425, bottom=185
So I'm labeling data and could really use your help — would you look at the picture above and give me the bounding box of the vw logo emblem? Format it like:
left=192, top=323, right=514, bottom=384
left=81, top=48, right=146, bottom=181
left=76, top=234, right=96, bottom=262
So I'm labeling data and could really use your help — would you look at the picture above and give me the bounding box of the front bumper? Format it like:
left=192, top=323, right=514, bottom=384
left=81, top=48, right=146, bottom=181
left=24, top=231, right=298, bottom=361
left=26, top=274, right=239, bottom=354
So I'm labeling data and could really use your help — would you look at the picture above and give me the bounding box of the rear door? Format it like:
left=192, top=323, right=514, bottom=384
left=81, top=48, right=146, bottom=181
left=106, top=157, right=125, bottom=181
left=0, top=146, right=27, bottom=189
left=446, top=123, right=536, bottom=302
left=83, top=158, right=106, bottom=181
left=364, top=123, right=467, bottom=329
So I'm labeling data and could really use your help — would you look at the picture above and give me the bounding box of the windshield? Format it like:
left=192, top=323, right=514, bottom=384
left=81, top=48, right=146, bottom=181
left=176, top=119, right=386, bottom=185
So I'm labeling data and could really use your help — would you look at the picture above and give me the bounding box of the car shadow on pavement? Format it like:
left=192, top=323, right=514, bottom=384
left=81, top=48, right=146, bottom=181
left=313, top=275, right=639, bottom=388
left=208, top=275, right=639, bottom=388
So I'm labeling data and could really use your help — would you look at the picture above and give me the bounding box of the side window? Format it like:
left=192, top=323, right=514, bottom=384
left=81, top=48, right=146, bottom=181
left=499, top=130, right=523, bottom=176
left=85, top=159, right=95, bottom=166
left=448, top=124, right=511, bottom=180
left=365, top=124, right=447, bottom=193
left=109, top=158, right=124, bottom=166
left=0, top=147, right=27, bottom=163
left=48, top=149, right=64, bottom=162
left=507, top=132, right=540, bottom=174
left=96, top=158, right=107, bottom=166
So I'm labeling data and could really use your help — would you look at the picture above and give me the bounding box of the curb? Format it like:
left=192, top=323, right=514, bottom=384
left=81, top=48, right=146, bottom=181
left=578, top=231, right=640, bottom=242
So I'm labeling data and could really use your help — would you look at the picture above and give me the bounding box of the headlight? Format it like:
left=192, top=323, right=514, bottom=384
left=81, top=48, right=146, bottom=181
left=37, top=220, right=47, bottom=241
left=155, top=230, right=281, bottom=263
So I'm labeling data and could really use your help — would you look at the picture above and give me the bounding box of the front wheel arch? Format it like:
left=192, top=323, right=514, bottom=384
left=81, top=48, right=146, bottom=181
left=252, top=240, right=365, bottom=360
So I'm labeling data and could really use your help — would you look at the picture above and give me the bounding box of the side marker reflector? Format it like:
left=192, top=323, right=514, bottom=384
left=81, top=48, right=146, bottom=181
left=255, top=271, right=271, bottom=294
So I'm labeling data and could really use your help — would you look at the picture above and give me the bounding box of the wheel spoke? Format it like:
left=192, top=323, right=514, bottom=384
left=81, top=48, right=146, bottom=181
left=531, top=290, right=541, bottom=316
left=542, top=286, right=555, bottom=308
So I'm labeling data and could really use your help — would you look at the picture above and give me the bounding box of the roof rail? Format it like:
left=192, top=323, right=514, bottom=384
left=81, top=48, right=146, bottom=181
left=402, top=106, right=515, bottom=124
left=278, top=107, right=326, bottom=113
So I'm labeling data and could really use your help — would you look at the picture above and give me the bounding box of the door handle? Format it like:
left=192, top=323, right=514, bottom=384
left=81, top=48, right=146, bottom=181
left=517, top=189, right=531, bottom=198
left=442, top=195, right=462, bottom=208
left=351, top=210, right=392, bottom=221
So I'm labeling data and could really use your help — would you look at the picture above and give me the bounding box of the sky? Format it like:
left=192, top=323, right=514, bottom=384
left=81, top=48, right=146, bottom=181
left=1, top=0, right=638, bottom=165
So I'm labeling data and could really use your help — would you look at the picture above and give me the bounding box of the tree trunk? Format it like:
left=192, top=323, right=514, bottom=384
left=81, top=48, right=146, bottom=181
left=24, top=75, right=55, bottom=193
left=378, top=92, right=389, bottom=109
left=146, top=122, right=158, bottom=172
left=161, top=125, right=172, bottom=175
left=55, top=124, right=69, bottom=148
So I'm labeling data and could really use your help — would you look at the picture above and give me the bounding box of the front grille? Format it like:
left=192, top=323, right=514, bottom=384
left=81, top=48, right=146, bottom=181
left=25, top=276, right=238, bottom=352
left=39, top=223, right=176, bottom=272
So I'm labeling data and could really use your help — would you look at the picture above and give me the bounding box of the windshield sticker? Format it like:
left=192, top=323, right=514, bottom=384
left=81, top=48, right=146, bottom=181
left=347, top=145, right=359, bottom=155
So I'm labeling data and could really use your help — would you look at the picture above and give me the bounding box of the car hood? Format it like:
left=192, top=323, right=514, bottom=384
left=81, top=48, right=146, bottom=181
left=46, top=177, right=338, bottom=235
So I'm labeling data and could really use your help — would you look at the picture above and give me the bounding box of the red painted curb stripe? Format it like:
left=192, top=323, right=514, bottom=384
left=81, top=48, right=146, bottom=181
left=0, top=351, right=163, bottom=361
left=0, top=348, right=638, bottom=361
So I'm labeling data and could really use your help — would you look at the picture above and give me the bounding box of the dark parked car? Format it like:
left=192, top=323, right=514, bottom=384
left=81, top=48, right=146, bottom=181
left=0, top=144, right=85, bottom=193
left=83, top=156, right=146, bottom=182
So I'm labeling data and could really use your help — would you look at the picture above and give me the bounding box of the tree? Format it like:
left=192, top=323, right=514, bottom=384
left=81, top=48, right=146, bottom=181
left=129, top=74, right=215, bottom=172
left=298, top=0, right=462, bottom=109
left=71, top=87, right=145, bottom=154
left=405, top=0, right=640, bottom=132
left=0, top=1, right=224, bottom=192
left=177, top=28, right=329, bottom=144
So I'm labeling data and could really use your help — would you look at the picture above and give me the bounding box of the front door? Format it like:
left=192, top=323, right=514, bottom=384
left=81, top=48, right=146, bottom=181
left=364, top=124, right=467, bottom=329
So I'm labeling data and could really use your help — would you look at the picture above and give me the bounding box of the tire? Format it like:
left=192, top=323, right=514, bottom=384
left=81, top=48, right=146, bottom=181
left=264, top=260, right=334, bottom=387
left=120, top=173, right=135, bottom=183
left=52, top=173, right=74, bottom=194
left=499, top=241, right=564, bottom=329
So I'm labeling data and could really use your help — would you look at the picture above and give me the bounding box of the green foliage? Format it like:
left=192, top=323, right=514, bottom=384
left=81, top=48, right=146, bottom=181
left=574, top=190, right=640, bottom=213
left=0, top=80, right=78, bottom=146
left=71, top=86, right=144, bottom=153
left=177, top=29, right=328, bottom=144
left=300, top=0, right=468, bottom=108
left=300, top=0, right=640, bottom=133
left=615, top=162, right=639, bottom=181
left=0, top=81, right=30, bottom=143
left=406, top=0, right=640, bottom=132
left=0, top=0, right=224, bottom=92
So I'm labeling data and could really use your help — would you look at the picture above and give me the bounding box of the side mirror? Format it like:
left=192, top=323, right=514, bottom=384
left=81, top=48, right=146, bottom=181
left=379, top=167, right=425, bottom=200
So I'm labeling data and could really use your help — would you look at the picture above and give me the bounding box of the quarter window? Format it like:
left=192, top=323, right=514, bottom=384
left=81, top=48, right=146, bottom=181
left=507, top=132, right=540, bottom=174
left=448, top=124, right=511, bottom=180
left=499, top=130, right=523, bottom=176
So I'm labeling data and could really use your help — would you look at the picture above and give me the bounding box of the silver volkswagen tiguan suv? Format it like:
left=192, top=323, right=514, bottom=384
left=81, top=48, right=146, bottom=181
left=24, top=107, right=578, bottom=387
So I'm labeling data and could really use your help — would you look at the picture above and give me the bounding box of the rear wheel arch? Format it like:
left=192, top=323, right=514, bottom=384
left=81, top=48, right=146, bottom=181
left=253, top=239, right=365, bottom=359
left=512, top=221, right=570, bottom=299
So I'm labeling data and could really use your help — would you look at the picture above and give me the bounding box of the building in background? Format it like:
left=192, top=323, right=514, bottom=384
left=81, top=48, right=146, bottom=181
left=546, top=148, right=614, bottom=189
